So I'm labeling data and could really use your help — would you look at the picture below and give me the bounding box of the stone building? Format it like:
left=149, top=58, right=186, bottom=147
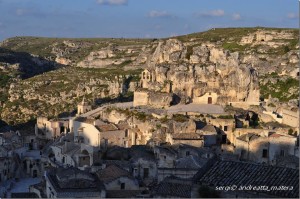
left=96, top=164, right=139, bottom=191
left=50, top=133, right=93, bottom=168
left=36, top=117, right=70, bottom=140
left=234, top=132, right=298, bottom=165
left=196, top=124, right=218, bottom=147
left=73, top=117, right=141, bottom=149
left=45, top=167, right=105, bottom=198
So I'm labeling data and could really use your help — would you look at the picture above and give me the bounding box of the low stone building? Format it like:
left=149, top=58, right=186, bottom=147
left=45, top=167, right=105, bottom=198
left=36, top=117, right=70, bottom=140
left=234, top=132, right=298, bottom=165
left=96, top=164, right=139, bottom=192
left=196, top=124, right=218, bottom=147
left=50, top=134, right=92, bottom=168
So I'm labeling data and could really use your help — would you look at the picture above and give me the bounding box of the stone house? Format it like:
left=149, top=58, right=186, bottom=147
left=154, top=144, right=216, bottom=182
left=21, top=151, right=42, bottom=178
left=45, top=167, right=105, bottom=198
left=96, top=164, right=139, bottom=191
left=73, top=118, right=139, bottom=149
left=17, top=128, right=38, bottom=150
left=50, top=140, right=91, bottom=169
left=36, top=117, right=70, bottom=140
left=207, top=117, right=235, bottom=144
left=196, top=124, right=218, bottom=147
left=130, top=146, right=157, bottom=184
left=234, top=132, right=298, bottom=165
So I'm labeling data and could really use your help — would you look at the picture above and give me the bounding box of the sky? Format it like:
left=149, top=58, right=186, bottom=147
left=0, top=0, right=298, bottom=41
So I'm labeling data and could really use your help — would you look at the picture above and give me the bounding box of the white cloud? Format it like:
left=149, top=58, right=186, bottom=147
left=232, top=13, right=241, bottom=20
left=196, top=9, right=225, bottom=17
left=148, top=10, right=172, bottom=18
left=287, top=13, right=298, bottom=19
left=96, top=0, right=128, bottom=6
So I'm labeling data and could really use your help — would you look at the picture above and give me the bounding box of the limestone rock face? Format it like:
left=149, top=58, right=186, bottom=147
left=148, top=92, right=173, bottom=107
left=154, top=39, right=186, bottom=63
left=142, top=39, right=260, bottom=105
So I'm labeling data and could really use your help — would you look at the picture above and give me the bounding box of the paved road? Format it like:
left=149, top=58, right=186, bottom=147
left=80, top=102, right=223, bottom=118
left=80, top=102, right=133, bottom=117
left=167, top=103, right=225, bottom=114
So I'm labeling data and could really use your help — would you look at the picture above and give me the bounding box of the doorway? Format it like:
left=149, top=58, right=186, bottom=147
left=208, top=97, right=212, bottom=104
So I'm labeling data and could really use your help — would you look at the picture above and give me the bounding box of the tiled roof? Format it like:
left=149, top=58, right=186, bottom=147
left=155, top=145, right=178, bottom=156
left=0, top=131, right=17, bottom=139
left=154, top=177, right=192, bottom=198
left=11, top=193, right=39, bottom=198
left=74, top=117, right=95, bottom=124
left=102, top=160, right=132, bottom=171
left=130, top=145, right=156, bottom=161
left=175, top=155, right=208, bottom=169
left=46, top=167, right=104, bottom=193
left=201, top=124, right=217, bottom=133
left=116, top=122, right=130, bottom=130
left=96, top=124, right=118, bottom=132
left=197, top=160, right=299, bottom=198
left=237, top=133, right=260, bottom=142
left=96, top=164, right=134, bottom=183
left=106, top=190, right=142, bottom=198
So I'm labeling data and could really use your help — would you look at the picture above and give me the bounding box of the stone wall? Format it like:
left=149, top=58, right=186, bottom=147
left=133, top=91, right=149, bottom=107
left=282, top=108, right=299, bottom=128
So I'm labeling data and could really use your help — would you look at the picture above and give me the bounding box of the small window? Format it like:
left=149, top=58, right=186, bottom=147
left=224, top=126, right=228, bottom=132
left=143, top=168, right=149, bottom=178
left=163, top=155, right=166, bottom=160
left=280, top=150, right=285, bottom=157
left=186, top=151, right=190, bottom=156
left=125, top=130, right=128, bottom=137
left=121, top=183, right=125, bottom=190
left=262, top=149, right=268, bottom=158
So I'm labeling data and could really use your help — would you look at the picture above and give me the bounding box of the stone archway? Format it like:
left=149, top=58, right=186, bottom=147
left=208, top=97, right=212, bottom=104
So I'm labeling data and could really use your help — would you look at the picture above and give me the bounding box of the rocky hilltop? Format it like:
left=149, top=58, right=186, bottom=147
left=0, top=27, right=298, bottom=125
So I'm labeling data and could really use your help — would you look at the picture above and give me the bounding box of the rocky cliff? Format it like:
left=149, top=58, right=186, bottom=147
left=0, top=27, right=298, bottom=125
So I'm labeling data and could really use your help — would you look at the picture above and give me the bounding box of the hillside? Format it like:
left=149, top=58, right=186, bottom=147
left=0, top=27, right=299, bottom=125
